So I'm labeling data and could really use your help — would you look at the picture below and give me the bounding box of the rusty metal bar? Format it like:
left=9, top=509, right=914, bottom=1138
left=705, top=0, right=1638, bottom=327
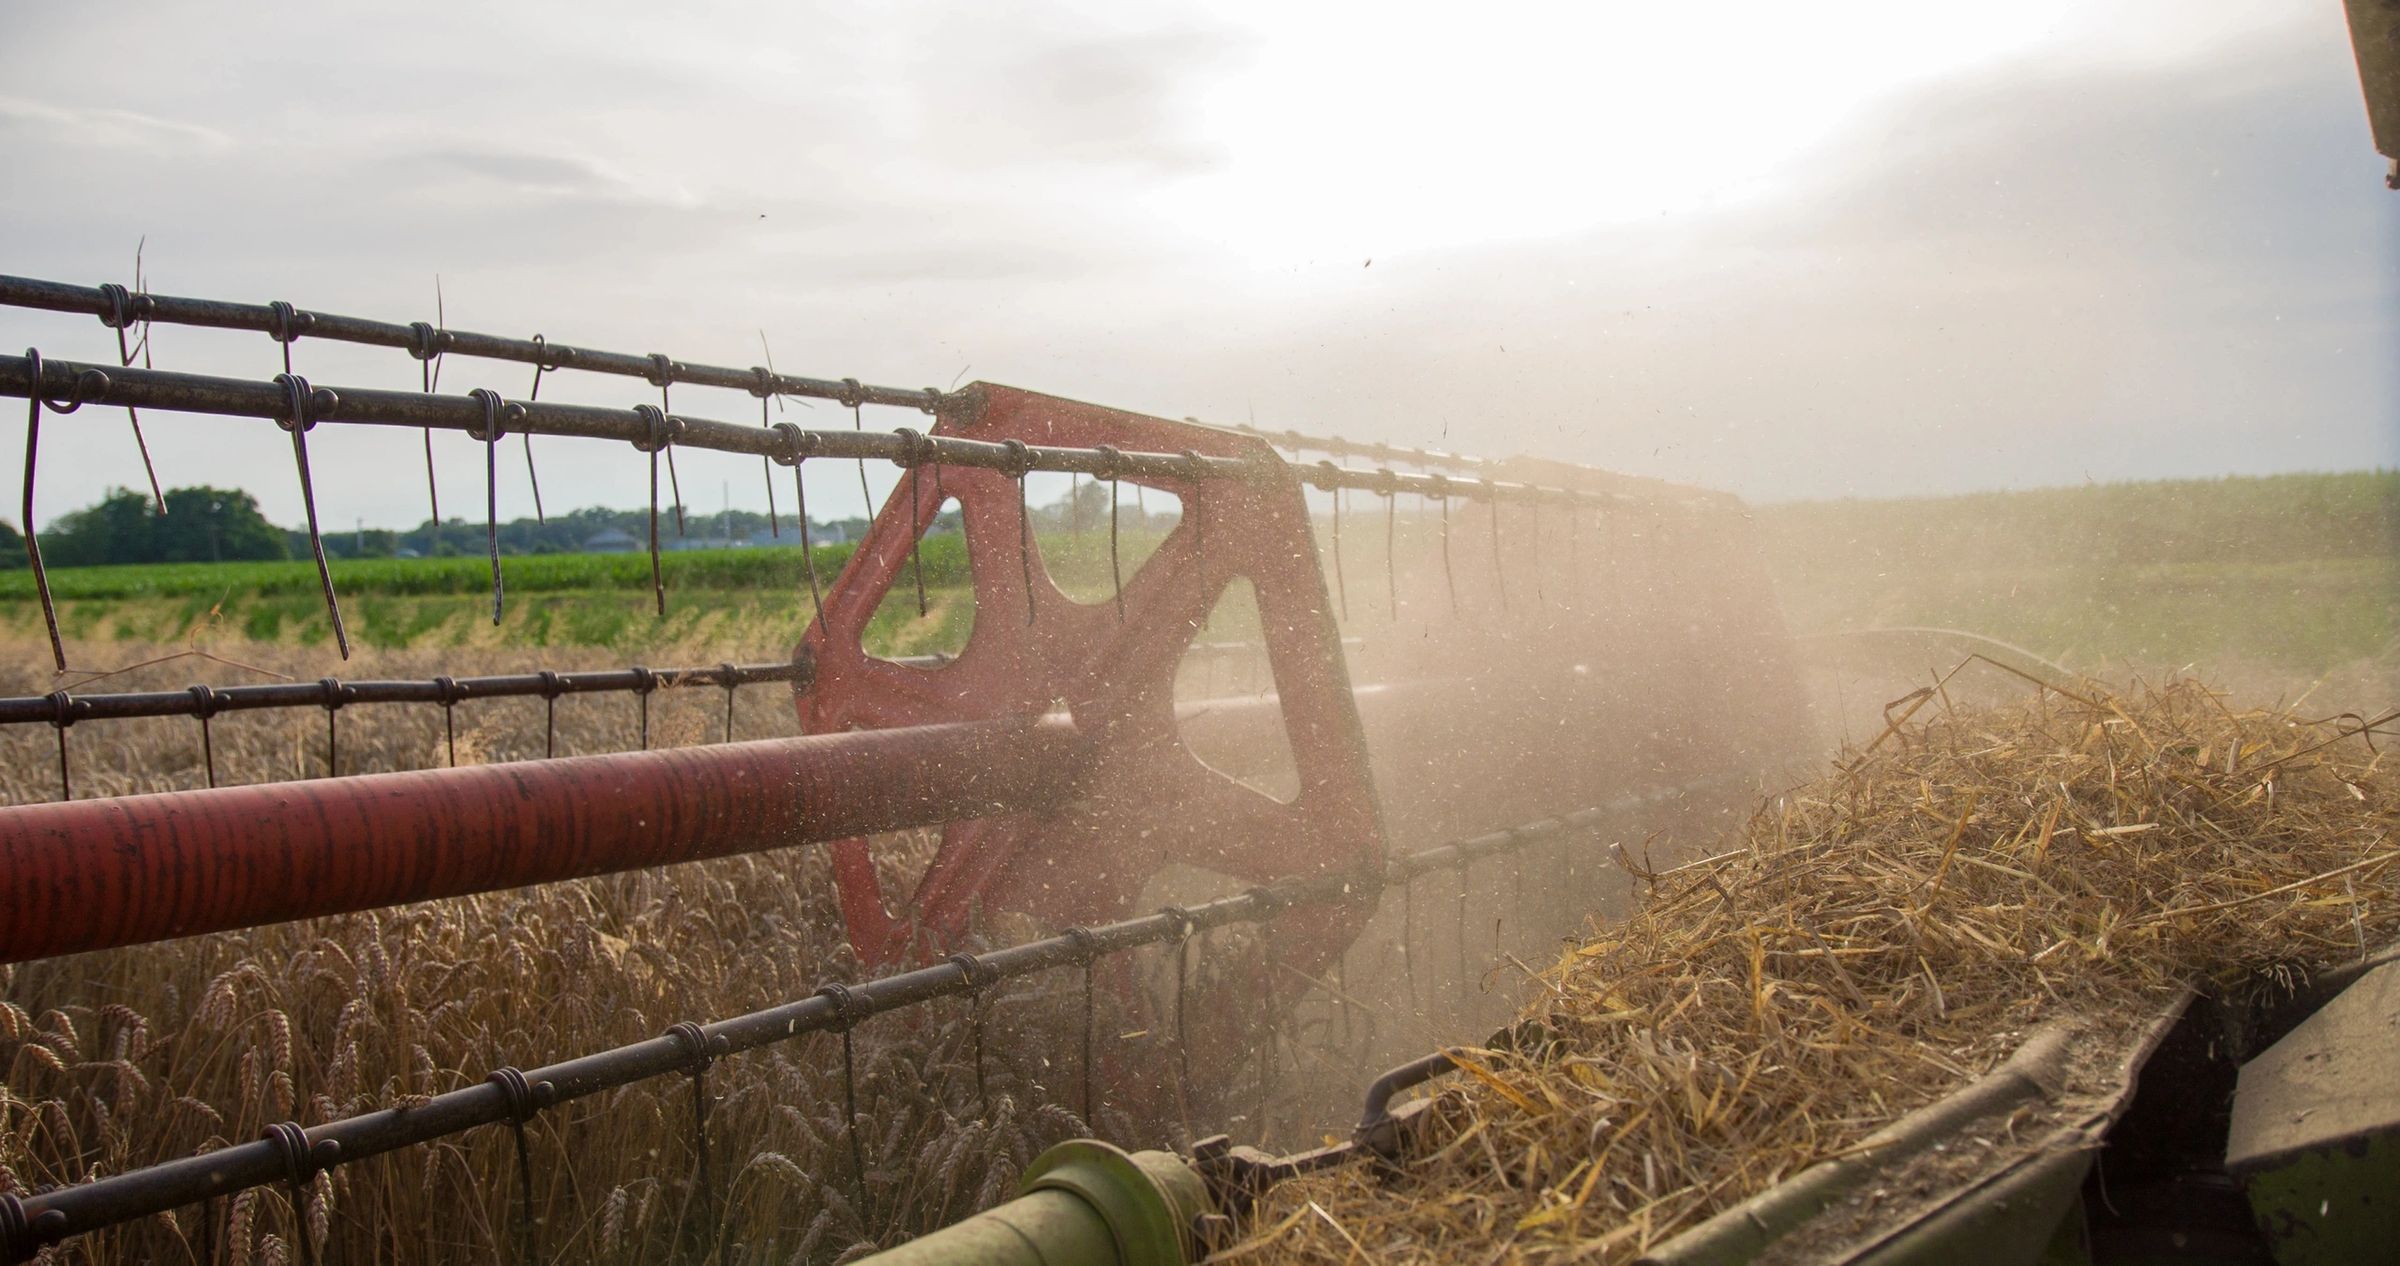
left=0, top=660, right=805, bottom=726
left=0, top=642, right=1326, bottom=732
left=0, top=274, right=946, bottom=413
left=0, top=354, right=1706, bottom=512
left=1229, top=422, right=1504, bottom=475
left=0, top=715, right=1083, bottom=962
left=0, top=786, right=1690, bottom=1265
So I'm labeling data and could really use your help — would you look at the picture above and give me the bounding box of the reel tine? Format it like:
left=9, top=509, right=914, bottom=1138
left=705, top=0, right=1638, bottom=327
left=1385, top=474, right=1399, bottom=619
left=1528, top=493, right=1544, bottom=607
left=755, top=340, right=784, bottom=538
left=1434, top=478, right=1459, bottom=615
left=99, top=281, right=164, bottom=513
left=522, top=335, right=550, bottom=524
left=268, top=369, right=352, bottom=659
left=649, top=357, right=686, bottom=536
left=1096, top=446, right=1125, bottom=622
left=410, top=319, right=447, bottom=553
left=1002, top=440, right=1037, bottom=626
left=1183, top=450, right=1210, bottom=611
left=319, top=677, right=345, bottom=777
left=1487, top=481, right=1508, bottom=613
left=1569, top=498, right=1583, bottom=606
left=719, top=664, right=736, bottom=743
left=662, top=1022, right=722, bottom=1256
left=844, top=379, right=873, bottom=528
left=759, top=387, right=779, bottom=537
left=18, top=349, right=65, bottom=671
left=469, top=389, right=507, bottom=625
left=1323, top=464, right=1350, bottom=623
left=907, top=449, right=928, bottom=617
left=773, top=423, right=825, bottom=626
left=190, top=685, right=221, bottom=788
left=633, top=406, right=672, bottom=616
left=48, top=691, right=73, bottom=801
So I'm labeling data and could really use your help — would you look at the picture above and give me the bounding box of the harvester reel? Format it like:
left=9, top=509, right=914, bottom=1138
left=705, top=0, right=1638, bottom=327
left=797, top=384, right=1387, bottom=985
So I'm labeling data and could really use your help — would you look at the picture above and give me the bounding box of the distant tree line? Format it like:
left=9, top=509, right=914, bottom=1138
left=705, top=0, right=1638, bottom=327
left=0, top=478, right=1179, bottom=569
left=5, top=487, right=292, bottom=568
left=0, top=488, right=1036, bottom=568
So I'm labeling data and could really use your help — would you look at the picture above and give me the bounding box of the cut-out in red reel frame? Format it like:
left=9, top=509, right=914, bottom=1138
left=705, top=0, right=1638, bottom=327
left=795, top=384, right=1386, bottom=983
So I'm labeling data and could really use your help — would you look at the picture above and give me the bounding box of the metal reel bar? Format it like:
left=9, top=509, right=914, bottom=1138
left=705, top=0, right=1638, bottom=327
left=0, top=661, right=807, bottom=727
left=0, top=274, right=945, bottom=413
left=0, top=354, right=1710, bottom=514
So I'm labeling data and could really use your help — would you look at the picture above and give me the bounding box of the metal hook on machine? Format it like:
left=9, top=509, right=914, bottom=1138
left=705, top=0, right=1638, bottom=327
left=770, top=422, right=825, bottom=625
left=520, top=334, right=564, bottom=524
left=1427, top=473, right=1460, bottom=615
left=1061, top=926, right=1103, bottom=1127
left=661, top=1020, right=728, bottom=1253
left=15, top=349, right=106, bottom=671
left=535, top=670, right=563, bottom=758
left=1376, top=466, right=1401, bottom=620
left=1096, top=445, right=1127, bottom=621
left=316, top=677, right=351, bottom=777
left=628, top=664, right=656, bottom=750
left=646, top=353, right=687, bottom=536
left=1313, top=460, right=1350, bottom=623
left=483, top=1066, right=555, bottom=1266
left=749, top=365, right=782, bottom=537
left=1000, top=439, right=1038, bottom=626
left=467, top=389, right=508, bottom=624
left=259, top=1121, right=337, bottom=1266
left=813, top=984, right=875, bottom=1225
left=946, top=952, right=998, bottom=1112
left=1182, top=449, right=1213, bottom=613
left=433, top=674, right=462, bottom=767
left=44, top=690, right=78, bottom=802
left=272, top=371, right=351, bottom=659
left=630, top=405, right=679, bottom=617
left=96, top=282, right=165, bottom=513
left=188, top=683, right=224, bottom=787
left=1485, top=479, right=1508, bottom=614
left=893, top=426, right=933, bottom=617
left=1159, top=906, right=1199, bottom=1111
left=840, top=377, right=874, bottom=529
left=406, top=319, right=451, bottom=548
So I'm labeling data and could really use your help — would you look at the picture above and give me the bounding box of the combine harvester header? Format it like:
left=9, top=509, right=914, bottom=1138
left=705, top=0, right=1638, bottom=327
left=0, top=270, right=1804, bottom=1262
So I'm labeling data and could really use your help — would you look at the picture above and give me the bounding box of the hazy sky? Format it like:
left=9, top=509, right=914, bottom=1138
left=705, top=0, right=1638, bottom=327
left=3, top=0, right=2394, bottom=529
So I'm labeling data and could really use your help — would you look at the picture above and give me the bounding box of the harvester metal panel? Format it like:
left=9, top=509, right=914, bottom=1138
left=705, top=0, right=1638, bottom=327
left=2347, top=0, right=2400, bottom=185
left=2224, top=961, right=2400, bottom=1262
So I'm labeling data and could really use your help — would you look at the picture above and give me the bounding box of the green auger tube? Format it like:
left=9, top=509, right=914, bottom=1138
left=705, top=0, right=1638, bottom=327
left=857, top=1140, right=1213, bottom=1266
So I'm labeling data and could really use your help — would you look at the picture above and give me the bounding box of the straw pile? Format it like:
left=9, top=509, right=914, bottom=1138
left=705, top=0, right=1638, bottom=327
left=1235, top=675, right=2399, bottom=1263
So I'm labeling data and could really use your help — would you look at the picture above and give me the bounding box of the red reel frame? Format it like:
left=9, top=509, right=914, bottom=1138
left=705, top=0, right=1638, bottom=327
left=796, top=384, right=1386, bottom=984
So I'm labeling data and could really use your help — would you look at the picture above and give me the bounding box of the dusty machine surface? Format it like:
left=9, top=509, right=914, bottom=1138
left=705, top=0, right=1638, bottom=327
left=844, top=959, right=2400, bottom=1266
left=2349, top=0, right=2400, bottom=187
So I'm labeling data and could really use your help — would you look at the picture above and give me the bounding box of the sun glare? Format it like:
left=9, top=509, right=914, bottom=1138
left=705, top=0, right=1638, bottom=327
left=1157, top=2, right=2080, bottom=261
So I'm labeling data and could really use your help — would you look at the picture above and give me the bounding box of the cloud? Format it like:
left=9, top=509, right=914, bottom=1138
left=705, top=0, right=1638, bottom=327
left=0, top=95, right=232, bottom=152
left=898, top=18, right=1253, bottom=176
left=405, top=148, right=677, bottom=203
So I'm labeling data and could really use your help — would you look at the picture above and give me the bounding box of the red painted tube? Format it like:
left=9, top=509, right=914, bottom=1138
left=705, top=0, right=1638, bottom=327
left=0, top=717, right=1082, bottom=963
